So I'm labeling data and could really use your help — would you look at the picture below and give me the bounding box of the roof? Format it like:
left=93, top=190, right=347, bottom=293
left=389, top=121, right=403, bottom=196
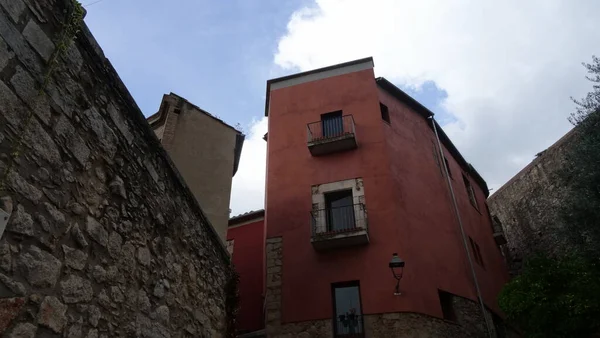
left=375, top=77, right=489, bottom=196
left=264, top=57, right=374, bottom=117
left=147, top=92, right=245, bottom=176
left=229, top=209, right=265, bottom=226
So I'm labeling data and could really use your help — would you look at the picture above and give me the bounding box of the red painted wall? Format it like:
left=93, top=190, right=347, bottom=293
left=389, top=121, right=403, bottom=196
left=227, top=219, right=265, bottom=332
left=265, top=68, right=509, bottom=324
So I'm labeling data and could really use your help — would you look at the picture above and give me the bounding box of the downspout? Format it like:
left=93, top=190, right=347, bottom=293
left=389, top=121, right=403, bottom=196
left=429, top=116, right=494, bottom=338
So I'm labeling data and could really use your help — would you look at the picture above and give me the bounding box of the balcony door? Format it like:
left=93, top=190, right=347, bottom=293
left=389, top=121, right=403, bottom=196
left=332, top=282, right=364, bottom=337
left=321, top=111, right=343, bottom=138
left=325, top=190, right=355, bottom=232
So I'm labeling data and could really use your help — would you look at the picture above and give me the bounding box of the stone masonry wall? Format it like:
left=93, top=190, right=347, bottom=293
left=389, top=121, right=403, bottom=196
left=264, top=237, right=517, bottom=338
left=0, top=1, right=232, bottom=337
left=487, top=129, right=577, bottom=274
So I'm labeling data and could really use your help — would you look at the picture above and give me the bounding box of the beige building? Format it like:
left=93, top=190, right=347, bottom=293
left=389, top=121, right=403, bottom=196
left=148, top=93, right=244, bottom=242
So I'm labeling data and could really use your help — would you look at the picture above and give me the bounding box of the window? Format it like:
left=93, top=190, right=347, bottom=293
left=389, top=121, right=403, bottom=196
left=321, top=111, right=344, bottom=138
left=226, top=239, right=234, bottom=256
left=438, top=290, right=457, bottom=321
left=462, top=174, right=478, bottom=210
left=469, top=236, right=484, bottom=268
left=332, top=282, right=364, bottom=337
left=325, top=190, right=355, bottom=232
left=432, top=142, right=443, bottom=176
left=380, top=103, right=390, bottom=124
left=443, top=157, right=453, bottom=179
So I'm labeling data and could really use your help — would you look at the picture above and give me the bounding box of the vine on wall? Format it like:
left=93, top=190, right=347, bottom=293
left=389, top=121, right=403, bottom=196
left=0, top=0, right=84, bottom=191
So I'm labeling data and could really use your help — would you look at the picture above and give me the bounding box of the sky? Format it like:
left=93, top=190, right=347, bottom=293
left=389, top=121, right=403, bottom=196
left=83, top=0, right=600, bottom=216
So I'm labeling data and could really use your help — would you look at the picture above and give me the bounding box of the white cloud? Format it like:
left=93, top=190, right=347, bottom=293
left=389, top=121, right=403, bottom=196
left=230, top=117, right=268, bottom=215
left=274, top=0, right=600, bottom=191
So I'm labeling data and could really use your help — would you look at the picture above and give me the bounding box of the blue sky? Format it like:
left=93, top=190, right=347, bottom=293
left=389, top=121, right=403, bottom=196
left=83, top=0, right=598, bottom=214
left=84, top=0, right=449, bottom=127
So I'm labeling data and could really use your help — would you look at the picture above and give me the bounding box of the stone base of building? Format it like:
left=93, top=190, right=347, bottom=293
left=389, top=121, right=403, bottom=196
left=264, top=237, right=519, bottom=338
left=266, top=312, right=519, bottom=338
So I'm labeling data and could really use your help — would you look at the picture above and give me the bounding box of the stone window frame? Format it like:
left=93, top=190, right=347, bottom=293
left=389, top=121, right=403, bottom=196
left=311, top=178, right=366, bottom=232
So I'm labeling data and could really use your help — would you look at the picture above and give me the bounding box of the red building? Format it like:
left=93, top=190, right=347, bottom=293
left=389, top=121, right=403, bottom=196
left=262, top=58, right=513, bottom=337
left=227, top=210, right=266, bottom=335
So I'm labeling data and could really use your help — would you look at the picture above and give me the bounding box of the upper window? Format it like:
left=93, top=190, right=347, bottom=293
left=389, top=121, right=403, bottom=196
left=469, top=236, right=484, bottom=268
left=443, top=157, right=453, bottom=179
left=332, top=282, right=364, bottom=337
left=380, top=103, right=390, bottom=124
left=462, top=174, right=479, bottom=210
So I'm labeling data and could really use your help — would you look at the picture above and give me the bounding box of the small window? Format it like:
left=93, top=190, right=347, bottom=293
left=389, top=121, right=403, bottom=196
left=462, top=174, right=478, bottom=210
left=439, top=290, right=456, bottom=321
left=432, top=142, right=443, bottom=176
left=443, top=157, right=453, bottom=179
left=469, top=236, right=484, bottom=268
left=332, top=282, right=364, bottom=337
left=380, top=103, right=390, bottom=124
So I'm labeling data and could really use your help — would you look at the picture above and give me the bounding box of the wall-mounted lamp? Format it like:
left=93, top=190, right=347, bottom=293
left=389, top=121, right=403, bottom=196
left=389, top=253, right=405, bottom=296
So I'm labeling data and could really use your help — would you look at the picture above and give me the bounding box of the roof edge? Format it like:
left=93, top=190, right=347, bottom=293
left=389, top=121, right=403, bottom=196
left=375, top=77, right=490, bottom=197
left=264, top=57, right=374, bottom=117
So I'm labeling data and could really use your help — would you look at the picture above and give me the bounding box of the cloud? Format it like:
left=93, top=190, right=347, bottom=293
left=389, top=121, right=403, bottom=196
left=230, top=117, right=268, bottom=215
left=273, top=0, right=600, bottom=191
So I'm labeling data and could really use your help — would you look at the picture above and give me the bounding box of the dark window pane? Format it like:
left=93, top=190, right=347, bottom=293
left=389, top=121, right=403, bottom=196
left=325, top=190, right=355, bottom=231
left=333, top=283, right=363, bottom=337
left=322, top=111, right=343, bottom=138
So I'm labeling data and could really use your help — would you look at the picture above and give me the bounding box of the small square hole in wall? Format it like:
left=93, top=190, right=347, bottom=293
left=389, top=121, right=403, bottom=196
left=380, top=103, right=390, bottom=124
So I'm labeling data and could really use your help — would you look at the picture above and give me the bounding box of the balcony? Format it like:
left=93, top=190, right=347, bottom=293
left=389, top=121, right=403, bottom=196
left=334, top=314, right=365, bottom=338
left=311, top=204, right=369, bottom=251
left=307, top=115, right=357, bottom=156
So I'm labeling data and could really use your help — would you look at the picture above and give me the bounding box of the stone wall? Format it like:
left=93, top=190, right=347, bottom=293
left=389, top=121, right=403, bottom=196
left=264, top=237, right=517, bottom=338
left=0, top=1, right=232, bottom=337
left=487, top=129, right=577, bottom=273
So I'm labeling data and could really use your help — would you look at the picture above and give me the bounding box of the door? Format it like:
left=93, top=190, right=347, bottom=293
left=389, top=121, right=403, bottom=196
left=325, top=190, right=355, bottom=232
left=321, top=111, right=343, bottom=138
left=332, top=282, right=364, bottom=337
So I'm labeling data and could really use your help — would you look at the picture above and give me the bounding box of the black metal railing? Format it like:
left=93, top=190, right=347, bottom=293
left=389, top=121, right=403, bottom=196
left=334, top=314, right=365, bottom=337
left=307, top=115, right=356, bottom=143
left=311, top=204, right=367, bottom=236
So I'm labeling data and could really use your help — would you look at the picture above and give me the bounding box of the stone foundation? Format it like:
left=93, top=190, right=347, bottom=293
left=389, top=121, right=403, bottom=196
left=264, top=237, right=518, bottom=338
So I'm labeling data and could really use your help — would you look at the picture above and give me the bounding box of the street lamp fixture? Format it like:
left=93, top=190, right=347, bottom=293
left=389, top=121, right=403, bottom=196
left=389, top=253, right=405, bottom=296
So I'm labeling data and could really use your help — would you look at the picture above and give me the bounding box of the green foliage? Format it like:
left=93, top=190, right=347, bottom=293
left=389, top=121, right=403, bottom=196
left=560, top=56, right=600, bottom=260
left=0, top=0, right=84, bottom=192
left=498, top=255, right=600, bottom=338
left=499, top=56, right=600, bottom=337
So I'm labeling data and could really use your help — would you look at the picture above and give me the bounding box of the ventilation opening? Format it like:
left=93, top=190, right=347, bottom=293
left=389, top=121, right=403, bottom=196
left=380, top=103, right=390, bottom=124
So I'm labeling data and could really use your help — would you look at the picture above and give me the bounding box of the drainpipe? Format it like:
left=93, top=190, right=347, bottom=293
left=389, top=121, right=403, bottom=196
left=429, top=116, right=494, bottom=338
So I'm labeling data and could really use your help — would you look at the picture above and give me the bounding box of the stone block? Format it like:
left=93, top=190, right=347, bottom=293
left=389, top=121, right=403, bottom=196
left=6, top=171, right=42, bottom=204
left=17, top=245, right=61, bottom=288
left=10, top=66, right=51, bottom=125
left=62, top=245, right=87, bottom=270
left=86, top=216, right=108, bottom=247
left=38, top=296, right=67, bottom=333
left=60, top=275, right=93, bottom=303
left=0, top=0, right=25, bottom=23
left=0, top=37, right=14, bottom=71
left=54, top=115, right=91, bottom=166
left=22, top=20, right=54, bottom=61
left=0, top=298, right=25, bottom=332
left=8, top=322, right=37, bottom=338
left=8, top=204, right=34, bottom=236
